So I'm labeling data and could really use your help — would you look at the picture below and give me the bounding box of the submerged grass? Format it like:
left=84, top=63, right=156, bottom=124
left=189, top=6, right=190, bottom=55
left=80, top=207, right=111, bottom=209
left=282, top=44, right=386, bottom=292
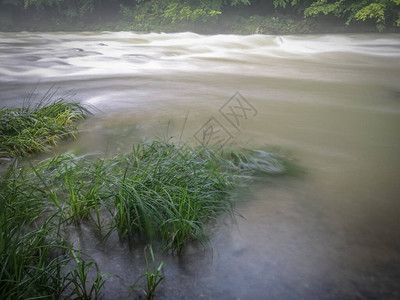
left=0, top=97, right=90, bottom=157
left=109, top=142, right=235, bottom=251
left=1, top=140, right=294, bottom=250
left=0, top=172, right=109, bottom=299
left=0, top=138, right=295, bottom=298
left=11, top=141, right=237, bottom=252
left=131, top=244, right=164, bottom=299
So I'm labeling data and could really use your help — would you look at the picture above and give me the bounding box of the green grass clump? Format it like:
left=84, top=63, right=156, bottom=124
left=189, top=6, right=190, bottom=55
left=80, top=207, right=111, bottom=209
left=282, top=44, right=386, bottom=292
left=108, top=142, right=235, bottom=252
left=0, top=139, right=295, bottom=298
left=15, top=141, right=236, bottom=252
left=0, top=99, right=90, bottom=157
left=131, top=244, right=164, bottom=299
left=0, top=175, right=65, bottom=298
left=0, top=165, right=110, bottom=299
left=29, top=153, right=109, bottom=226
left=2, top=141, right=294, bottom=253
left=229, top=149, right=300, bottom=176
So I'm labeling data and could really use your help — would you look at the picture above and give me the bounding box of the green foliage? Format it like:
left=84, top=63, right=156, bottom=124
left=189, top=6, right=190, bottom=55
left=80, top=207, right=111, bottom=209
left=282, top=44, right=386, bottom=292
left=274, top=0, right=291, bottom=8
left=68, top=248, right=110, bottom=299
left=30, top=153, right=108, bottom=226
left=0, top=97, right=90, bottom=157
left=122, top=0, right=250, bottom=26
left=0, top=103, right=295, bottom=297
left=2, top=141, right=232, bottom=253
left=354, top=2, right=386, bottom=22
left=100, top=141, right=236, bottom=252
left=273, top=0, right=400, bottom=29
left=223, top=13, right=315, bottom=34
left=304, top=0, right=344, bottom=17
left=6, top=0, right=115, bottom=18
left=131, top=245, right=164, bottom=299
left=0, top=175, right=66, bottom=299
left=303, top=0, right=400, bottom=29
left=3, top=139, right=292, bottom=252
left=2, top=0, right=399, bottom=31
left=0, top=171, right=110, bottom=299
left=273, top=0, right=314, bottom=10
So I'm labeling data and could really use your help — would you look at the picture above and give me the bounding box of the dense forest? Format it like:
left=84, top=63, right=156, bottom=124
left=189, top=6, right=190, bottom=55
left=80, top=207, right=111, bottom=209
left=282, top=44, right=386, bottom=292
left=1, top=0, right=399, bottom=33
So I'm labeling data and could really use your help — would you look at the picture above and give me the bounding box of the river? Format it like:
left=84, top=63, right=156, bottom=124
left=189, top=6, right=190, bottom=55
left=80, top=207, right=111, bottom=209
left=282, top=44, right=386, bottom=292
left=1, top=32, right=400, bottom=299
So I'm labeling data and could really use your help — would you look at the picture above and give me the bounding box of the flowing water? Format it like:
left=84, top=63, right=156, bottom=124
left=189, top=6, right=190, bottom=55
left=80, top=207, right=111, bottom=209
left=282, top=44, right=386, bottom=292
left=1, top=32, right=400, bottom=299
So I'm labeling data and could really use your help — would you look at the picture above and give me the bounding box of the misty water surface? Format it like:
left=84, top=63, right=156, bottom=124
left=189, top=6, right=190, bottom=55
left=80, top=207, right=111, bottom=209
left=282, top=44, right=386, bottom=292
left=1, top=32, right=399, bottom=299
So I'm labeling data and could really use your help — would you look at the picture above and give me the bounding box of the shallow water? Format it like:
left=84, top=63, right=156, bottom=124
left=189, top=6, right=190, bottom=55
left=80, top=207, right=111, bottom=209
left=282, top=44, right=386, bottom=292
left=1, top=32, right=400, bottom=299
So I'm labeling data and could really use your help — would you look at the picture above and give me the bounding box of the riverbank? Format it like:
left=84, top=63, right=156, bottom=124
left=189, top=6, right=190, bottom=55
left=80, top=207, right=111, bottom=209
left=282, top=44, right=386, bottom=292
left=1, top=1, right=399, bottom=34
left=0, top=13, right=392, bottom=35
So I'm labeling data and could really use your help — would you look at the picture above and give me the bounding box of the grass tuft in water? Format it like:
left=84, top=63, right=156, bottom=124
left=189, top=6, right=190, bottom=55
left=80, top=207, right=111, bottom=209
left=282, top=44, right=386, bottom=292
left=2, top=141, right=295, bottom=253
left=0, top=166, right=110, bottom=299
left=131, top=244, right=164, bottom=299
left=68, top=247, right=111, bottom=300
left=0, top=139, right=295, bottom=298
left=0, top=98, right=90, bottom=157
left=108, top=142, right=235, bottom=252
left=10, top=141, right=236, bottom=252
left=229, top=149, right=301, bottom=177
left=0, top=178, right=66, bottom=299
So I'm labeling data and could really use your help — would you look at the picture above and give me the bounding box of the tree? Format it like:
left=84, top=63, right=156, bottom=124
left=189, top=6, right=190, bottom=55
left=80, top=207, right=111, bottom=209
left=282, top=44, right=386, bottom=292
left=4, top=0, right=117, bottom=18
left=274, top=0, right=400, bottom=29
left=122, top=0, right=251, bottom=24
